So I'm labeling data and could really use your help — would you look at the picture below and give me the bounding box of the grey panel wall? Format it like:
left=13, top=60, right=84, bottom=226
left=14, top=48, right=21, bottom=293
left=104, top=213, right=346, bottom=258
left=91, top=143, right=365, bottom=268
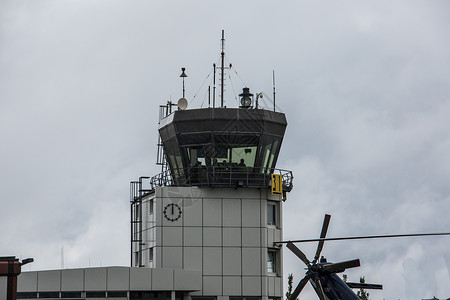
left=135, top=186, right=284, bottom=298
left=18, top=267, right=201, bottom=293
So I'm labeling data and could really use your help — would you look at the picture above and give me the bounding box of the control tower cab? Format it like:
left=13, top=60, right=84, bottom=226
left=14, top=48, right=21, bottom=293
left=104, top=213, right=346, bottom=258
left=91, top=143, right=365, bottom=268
left=156, top=106, right=292, bottom=191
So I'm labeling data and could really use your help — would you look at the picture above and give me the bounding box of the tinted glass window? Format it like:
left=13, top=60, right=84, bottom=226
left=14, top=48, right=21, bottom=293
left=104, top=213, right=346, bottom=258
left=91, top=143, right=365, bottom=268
left=17, top=292, right=38, bottom=299
left=108, top=291, right=127, bottom=298
left=86, top=291, right=106, bottom=298
left=267, top=203, right=276, bottom=225
left=39, top=292, right=59, bottom=298
left=61, top=292, right=81, bottom=298
left=267, top=251, right=276, bottom=273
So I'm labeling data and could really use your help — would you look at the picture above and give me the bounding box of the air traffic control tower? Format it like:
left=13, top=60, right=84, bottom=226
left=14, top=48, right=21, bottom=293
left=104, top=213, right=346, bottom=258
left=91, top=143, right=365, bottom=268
left=130, top=88, right=293, bottom=300
left=16, top=34, right=294, bottom=300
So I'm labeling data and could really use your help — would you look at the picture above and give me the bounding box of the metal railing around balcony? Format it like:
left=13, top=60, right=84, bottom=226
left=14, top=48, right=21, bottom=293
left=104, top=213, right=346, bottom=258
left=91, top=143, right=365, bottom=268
left=144, top=166, right=293, bottom=193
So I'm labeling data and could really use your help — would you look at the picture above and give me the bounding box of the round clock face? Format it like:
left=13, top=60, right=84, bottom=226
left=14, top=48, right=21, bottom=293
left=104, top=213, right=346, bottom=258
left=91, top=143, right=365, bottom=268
left=163, top=203, right=182, bottom=222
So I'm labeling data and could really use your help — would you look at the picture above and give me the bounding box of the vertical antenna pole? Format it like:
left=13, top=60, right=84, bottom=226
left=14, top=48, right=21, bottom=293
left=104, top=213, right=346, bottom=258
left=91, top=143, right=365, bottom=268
left=213, top=63, right=216, bottom=108
left=273, top=70, right=276, bottom=112
left=180, top=67, right=187, bottom=99
left=130, top=201, right=133, bottom=267
left=220, top=30, right=225, bottom=107
left=61, top=245, right=64, bottom=269
left=182, top=78, right=185, bottom=98
left=208, top=86, right=211, bottom=107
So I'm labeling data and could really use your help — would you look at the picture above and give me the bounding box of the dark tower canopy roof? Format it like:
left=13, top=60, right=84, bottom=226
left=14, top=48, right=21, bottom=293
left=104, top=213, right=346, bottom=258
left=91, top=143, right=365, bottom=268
left=159, top=107, right=287, bottom=140
left=157, top=107, right=292, bottom=190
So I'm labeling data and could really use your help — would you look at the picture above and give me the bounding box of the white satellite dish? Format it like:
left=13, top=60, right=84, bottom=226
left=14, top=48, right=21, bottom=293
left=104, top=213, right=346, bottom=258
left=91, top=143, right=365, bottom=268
left=178, top=97, right=188, bottom=110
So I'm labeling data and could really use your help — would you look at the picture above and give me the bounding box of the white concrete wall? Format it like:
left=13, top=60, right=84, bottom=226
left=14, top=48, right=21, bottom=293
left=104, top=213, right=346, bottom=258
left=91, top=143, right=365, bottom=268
left=135, top=186, right=284, bottom=299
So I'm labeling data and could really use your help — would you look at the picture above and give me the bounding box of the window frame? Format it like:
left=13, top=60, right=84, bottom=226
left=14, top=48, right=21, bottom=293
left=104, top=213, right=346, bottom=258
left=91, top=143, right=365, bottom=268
left=267, top=249, right=278, bottom=274
left=267, top=202, right=278, bottom=227
left=149, top=199, right=154, bottom=215
left=149, top=247, right=154, bottom=262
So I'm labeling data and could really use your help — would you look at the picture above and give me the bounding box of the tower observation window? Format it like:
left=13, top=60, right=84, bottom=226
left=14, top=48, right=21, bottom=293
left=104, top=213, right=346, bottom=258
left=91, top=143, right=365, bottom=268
left=165, top=138, right=184, bottom=180
left=230, top=146, right=257, bottom=169
left=259, top=135, right=281, bottom=174
left=213, top=134, right=259, bottom=169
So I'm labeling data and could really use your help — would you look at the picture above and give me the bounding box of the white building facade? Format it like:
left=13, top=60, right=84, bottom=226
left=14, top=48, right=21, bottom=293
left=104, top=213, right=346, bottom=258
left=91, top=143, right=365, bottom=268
left=132, top=186, right=283, bottom=298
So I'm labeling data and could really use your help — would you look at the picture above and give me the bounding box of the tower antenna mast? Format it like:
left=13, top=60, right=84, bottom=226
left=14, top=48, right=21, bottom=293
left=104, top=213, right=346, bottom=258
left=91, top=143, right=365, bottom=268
left=213, top=63, right=216, bottom=108
left=180, top=67, right=187, bottom=98
left=220, top=30, right=225, bottom=107
left=273, top=70, right=276, bottom=112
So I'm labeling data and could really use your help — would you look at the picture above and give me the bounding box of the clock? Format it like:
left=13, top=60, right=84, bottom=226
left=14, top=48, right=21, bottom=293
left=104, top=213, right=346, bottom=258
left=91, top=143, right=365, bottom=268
left=163, top=203, right=182, bottom=222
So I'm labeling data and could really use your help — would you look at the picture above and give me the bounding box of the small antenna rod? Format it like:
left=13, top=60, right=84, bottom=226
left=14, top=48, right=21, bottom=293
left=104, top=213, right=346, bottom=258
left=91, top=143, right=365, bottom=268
left=213, top=63, right=216, bottom=108
left=208, top=86, right=211, bottom=107
left=61, top=245, right=64, bottom=269
left=273, top=70, right=276, bottom=112
left=220, top=30, right=225, bottom=107
left=180, top=67, right=187, bottom=98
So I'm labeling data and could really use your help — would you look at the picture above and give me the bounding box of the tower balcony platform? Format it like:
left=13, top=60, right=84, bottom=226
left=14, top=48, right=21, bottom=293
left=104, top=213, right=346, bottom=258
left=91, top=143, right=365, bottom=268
left=130, top=167, right=293, bottom=202
left=150, top=166, right=293, bottom=191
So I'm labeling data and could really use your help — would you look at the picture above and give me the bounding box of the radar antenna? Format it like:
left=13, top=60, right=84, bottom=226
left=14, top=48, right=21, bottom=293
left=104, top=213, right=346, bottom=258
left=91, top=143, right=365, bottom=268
left=177, top=97, right=188, bottom=110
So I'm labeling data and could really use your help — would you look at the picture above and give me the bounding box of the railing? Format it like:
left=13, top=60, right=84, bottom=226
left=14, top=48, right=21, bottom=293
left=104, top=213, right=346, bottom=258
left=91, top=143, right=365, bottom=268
left=137, top=166, right=293, bottom=195
left=130, top=176, right=152, bottom=203
left=130, top=176, right=153, bottom=267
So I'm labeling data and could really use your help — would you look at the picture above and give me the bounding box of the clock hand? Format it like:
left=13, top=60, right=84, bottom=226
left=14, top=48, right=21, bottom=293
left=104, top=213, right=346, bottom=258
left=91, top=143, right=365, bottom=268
left=171, top=204, right=174, bottom=214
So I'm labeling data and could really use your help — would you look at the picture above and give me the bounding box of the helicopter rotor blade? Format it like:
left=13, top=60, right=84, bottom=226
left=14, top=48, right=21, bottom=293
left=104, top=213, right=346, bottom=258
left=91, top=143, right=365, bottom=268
left=322, top=259, right=360, bottom=273
left=314, top=277, right=327, bottom=300
left=313, top=214, right=331, bottom=264
left=289, top=274, right=311, bottom=300
left=287, top=241, right=311, bottom=267
left=275, top=232, right=450, bottom=244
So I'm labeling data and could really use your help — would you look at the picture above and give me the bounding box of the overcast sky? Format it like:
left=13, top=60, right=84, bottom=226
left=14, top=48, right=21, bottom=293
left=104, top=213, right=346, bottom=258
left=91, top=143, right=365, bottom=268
left=1, top=1, right=450, bottom=299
